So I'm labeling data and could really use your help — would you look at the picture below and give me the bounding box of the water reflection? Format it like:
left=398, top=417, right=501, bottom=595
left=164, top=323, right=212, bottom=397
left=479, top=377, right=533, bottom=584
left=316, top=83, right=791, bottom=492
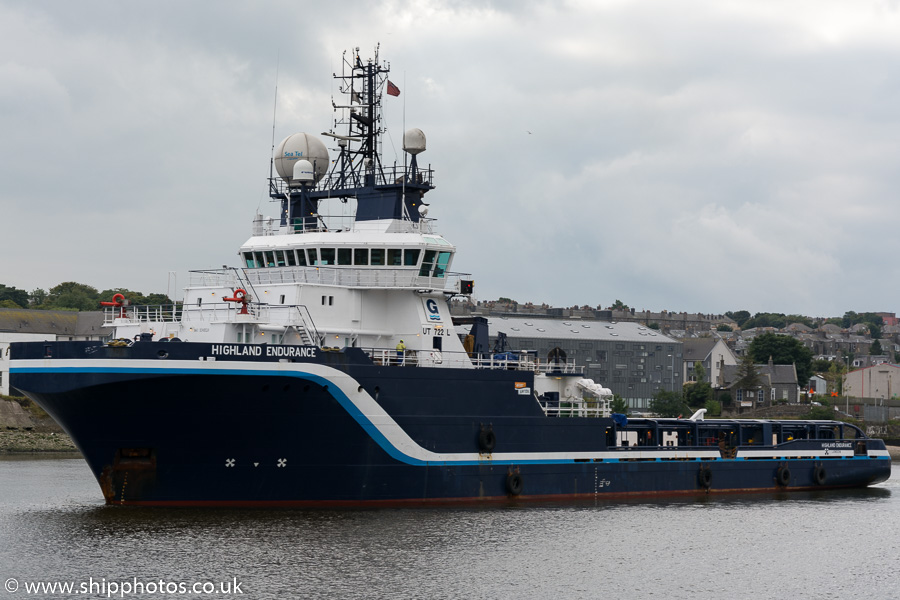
left=1, top=457, right=897, bottom=600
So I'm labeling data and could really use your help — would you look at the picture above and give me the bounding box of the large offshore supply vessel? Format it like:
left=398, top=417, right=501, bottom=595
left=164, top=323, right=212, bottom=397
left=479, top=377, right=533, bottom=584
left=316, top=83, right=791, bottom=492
left=10, top=48, right=890, bottom=506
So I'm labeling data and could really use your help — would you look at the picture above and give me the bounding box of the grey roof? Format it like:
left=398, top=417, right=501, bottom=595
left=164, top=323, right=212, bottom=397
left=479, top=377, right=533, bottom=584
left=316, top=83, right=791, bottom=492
left=472, top=316, right=679, bottom=344
left=681, top=338, right=717, bottom=361
left=0, top=308, right=104, bottom=336
left=721, top=363, right=798, bottom=387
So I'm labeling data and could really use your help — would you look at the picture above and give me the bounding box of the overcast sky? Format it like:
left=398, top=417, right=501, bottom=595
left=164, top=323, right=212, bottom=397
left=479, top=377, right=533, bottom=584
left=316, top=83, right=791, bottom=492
left=2, top=1, right=900, bottom=318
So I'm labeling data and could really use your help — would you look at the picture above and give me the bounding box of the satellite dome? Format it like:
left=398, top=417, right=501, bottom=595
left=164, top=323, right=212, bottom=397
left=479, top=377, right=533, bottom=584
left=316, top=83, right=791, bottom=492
left=274, top=133, right=329, bottom=184
left=403, top=128, right=426, bottom=155
left=289, top=160, right=315, bottom=187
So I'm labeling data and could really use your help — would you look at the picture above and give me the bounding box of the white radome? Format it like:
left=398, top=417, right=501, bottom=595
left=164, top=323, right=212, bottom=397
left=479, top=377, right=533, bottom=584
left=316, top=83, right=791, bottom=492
left=403, top=128, right=426, bottom=155
left=274, top=133, right=329, bottom=183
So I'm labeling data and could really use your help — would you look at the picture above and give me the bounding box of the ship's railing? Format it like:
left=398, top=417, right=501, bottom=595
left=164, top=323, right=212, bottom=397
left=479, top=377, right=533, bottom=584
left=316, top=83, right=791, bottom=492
left=103, top=304, right=183, bottom=325
left=470, top=354, right=584, bottom=375
left=103, top=302, right=319, bottom=336
left=252, top=214, right=437, bottom=236
left=540, top=402, right=610, bottom=418
left=268, top=165, right=435, bottom=198
left=363, top=348, right=583, bottom=373
left=188, top=267, right=468, bottom=292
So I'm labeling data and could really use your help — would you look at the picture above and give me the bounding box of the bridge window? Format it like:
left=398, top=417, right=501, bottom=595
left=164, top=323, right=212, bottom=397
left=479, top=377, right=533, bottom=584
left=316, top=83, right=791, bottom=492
left=404, top=249, right=421, bottom=266
left=285, top=250, right=297, bottom=267
left=295, top=249, right=307, bottom=266
left=275, top=251, right=287, bottom=267
left=243, top=252, right=256, bottom=268
left=354, top=248, right=369, bottom=265
left=433, top=251, right=451, bottom=278
left=371, top=249, right=385, bottom=265
left=388, top=249, right=403, bottom=266
left=254, top=252, right=265, bottom=268
left=338, top=248, right=352, bottom=265
left=420, top=250, right=436, bottom=276
left=264, top=251, right=276, bottom=267
left=307, top=248, right=317, bottom=265
left=319, top=248, right=335, bottom=265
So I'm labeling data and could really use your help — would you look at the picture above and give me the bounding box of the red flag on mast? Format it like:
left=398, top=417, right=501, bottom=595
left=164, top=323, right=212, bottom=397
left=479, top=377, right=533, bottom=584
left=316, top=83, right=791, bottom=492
left=387, top=80, right=400, bottom=97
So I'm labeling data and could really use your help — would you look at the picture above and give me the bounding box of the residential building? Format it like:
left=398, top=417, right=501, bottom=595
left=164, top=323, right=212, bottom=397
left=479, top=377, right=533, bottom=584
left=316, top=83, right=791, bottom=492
left=681, top=338, right=738, bottom=385
left=718, top=358, right=800, bottom=408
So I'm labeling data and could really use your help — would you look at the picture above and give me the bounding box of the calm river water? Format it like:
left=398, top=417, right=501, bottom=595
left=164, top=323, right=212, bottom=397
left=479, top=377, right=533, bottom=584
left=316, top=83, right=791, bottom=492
left=1, top=455, right=899, bottom=600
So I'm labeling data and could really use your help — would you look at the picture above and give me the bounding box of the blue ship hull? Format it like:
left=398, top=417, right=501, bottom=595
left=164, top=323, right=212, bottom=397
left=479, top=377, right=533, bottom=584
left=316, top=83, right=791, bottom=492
left=10, top=341, right=891, bottom=506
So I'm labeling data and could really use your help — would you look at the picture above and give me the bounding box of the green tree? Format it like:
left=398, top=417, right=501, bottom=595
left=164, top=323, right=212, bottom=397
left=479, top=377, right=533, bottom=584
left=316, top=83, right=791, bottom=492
left=733, top=353, right=762, bottom=392
left=40, top=282, right=100, bottom=311
left=811, top=358, right=833, bottom=373
left=870, top=339, right=883, bottom=355
left=28, top=288, right=47, bottom=307
left=716, top=324, right=733, bottom=332
left=704, top=397, right=722, bottom=417
left=748, top=332, right=813, bottom=384
left=649, top=389, right=689, bottom=418
left=610, top=395, right=629, bottom=415
left=784, top=314, right=815, bottom=328
left=0, top=284, right=28, bottom=308
left=684, top=381, right=713, bottom=409
left=825, top=360, right=846, bottom=396
left=611, top=299, right=629, bottom=311
left=145, top=293, right=175, bottom=305
left=692, top=362, right=707, bottom=383
left=725, top=310, right=751, bottom=328
left=648, top=322, right=660, bottom=330
left=742, top=312, right=787, bottom=330
left=807, top=398, right=833, bottom=420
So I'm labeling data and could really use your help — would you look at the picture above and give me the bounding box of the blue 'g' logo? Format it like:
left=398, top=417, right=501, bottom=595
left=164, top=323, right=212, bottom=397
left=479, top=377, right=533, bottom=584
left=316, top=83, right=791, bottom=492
left=425, top=299, right=441, bottom=321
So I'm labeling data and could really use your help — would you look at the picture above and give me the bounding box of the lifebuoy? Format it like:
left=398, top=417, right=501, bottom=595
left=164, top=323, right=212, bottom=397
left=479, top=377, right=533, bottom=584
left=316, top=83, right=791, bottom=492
left=698, top=467, right=712, bottom=489
left=478, top=428, right=496, bottom=453
left=776, top=466, right=791, bottom=487
left=813, top=465, right=826, bottom=485
left=506, top=472, right=523, bottom=495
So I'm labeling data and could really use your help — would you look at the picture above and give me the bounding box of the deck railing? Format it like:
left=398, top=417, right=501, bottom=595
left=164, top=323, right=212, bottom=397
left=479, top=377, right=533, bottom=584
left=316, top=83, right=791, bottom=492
left=186, top=267, right=468, bottom=292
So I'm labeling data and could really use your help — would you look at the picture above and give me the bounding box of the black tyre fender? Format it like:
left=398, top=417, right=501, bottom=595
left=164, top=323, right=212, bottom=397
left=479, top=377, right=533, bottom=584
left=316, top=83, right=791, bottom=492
left=478, top=427, right=496, bottom=453
left=776, top=466, right=791, bottom=487
left=698, top=467, right=712, bottom=489
left=813, top=465, right=826, bottom=485
left=506, top=472, right=523, bottom=495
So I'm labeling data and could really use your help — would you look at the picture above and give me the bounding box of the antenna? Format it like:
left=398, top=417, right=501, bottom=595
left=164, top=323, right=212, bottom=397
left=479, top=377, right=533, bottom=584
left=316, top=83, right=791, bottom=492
left=401, top=69, right=408, bottom=221
left=269, top=51, right=280, bottom=181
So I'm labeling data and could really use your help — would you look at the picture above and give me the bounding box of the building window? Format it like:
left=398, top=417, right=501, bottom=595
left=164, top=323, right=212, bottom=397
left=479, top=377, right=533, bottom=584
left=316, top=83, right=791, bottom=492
left=736, top=389, right=743, bottom=403
left=758, top=389, right=764, bottom=403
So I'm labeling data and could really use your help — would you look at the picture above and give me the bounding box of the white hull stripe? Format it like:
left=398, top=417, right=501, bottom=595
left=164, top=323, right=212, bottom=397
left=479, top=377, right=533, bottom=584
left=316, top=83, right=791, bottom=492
left=12, top=359, right=890, bottom=467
